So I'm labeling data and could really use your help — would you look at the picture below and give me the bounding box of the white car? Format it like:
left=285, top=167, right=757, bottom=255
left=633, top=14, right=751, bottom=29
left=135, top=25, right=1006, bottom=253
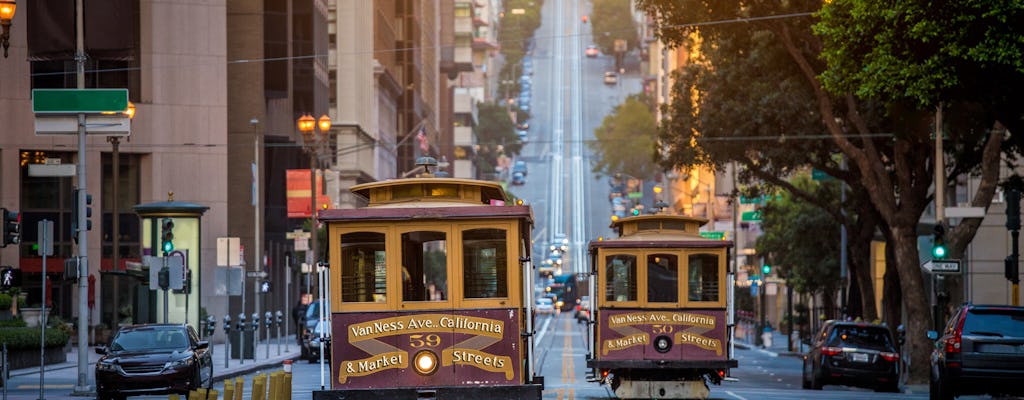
left=535, top=298, right=555, bottom=315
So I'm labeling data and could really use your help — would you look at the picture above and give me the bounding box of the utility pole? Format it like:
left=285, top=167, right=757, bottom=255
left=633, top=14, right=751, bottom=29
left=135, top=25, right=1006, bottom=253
left=73, top=0, right=91, bottom=393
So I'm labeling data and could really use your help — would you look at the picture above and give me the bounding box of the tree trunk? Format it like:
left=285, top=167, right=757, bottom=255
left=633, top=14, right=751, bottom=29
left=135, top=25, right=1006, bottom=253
left=891, top=225, right=932, bottom=384
left=882, top=237, right=902, bottom=333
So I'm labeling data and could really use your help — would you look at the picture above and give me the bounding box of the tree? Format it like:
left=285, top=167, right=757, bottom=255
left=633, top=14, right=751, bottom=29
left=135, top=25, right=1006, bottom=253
left=474, top=102, right=522, bottom=175
left=591, top=0, right=640, bottom=55
left=588, top=94, right=659, bottom=180
left=755, top=174, right=841, bottom=309
left=638, top=0, right=1010, bottom=383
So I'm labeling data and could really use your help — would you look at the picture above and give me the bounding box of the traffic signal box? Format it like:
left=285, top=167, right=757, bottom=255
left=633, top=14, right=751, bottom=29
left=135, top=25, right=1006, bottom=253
left=932, top=224, right=947, bottom=259
left=1, top=208, right=20, bottom=247
left=161, top=218, right=175, bottom=255
left=70, top=189, right=93, bottom=243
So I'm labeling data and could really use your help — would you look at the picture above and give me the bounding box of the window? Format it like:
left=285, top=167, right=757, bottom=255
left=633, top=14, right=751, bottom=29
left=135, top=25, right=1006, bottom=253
left=647, top=254, right=678, bottom=303
left=605, top=254, right=636, bottom=302
left=462, top=228, right=507, bottom=299
left=402, top=231, right=448, bottom=301
left=340, top=232, right=387, bottom=303
left=687, top=254, right=719, bottom=302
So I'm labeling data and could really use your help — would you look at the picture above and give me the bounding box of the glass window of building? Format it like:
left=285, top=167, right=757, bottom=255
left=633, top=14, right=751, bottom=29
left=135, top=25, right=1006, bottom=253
left=462, top=228, right=507, bottom=299
left=687, top=253, right=720, bottom=302
left=402, top=231, right=448, bottom=302
left=647, top=254, right=678, bottom=303
left=340, top=232, right=387, bottom=303
left=605, top=254, right=637, bottom=302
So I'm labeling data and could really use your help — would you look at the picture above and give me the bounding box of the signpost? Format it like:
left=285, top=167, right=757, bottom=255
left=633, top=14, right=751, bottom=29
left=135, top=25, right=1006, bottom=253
left=923, top=259, right=961, bottom=274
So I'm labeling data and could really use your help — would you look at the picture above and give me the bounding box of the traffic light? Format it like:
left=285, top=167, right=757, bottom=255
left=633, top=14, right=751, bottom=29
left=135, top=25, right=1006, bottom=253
left=631, top=208, right=640, bottom=216
left=1, top=209, right=20, bottom=247
left=0, top=267, right=20, bottom=288
left=1005, top=256, right=1019, bottom=284
left=70, top=189, right=93, bottom=243
left=161, top=218, right=175, bottom=255
left=932, top=224, right=947, bottom=259
left=260, top=280, right=271, bottom=293
left=762, top=264, right=771, bottom=275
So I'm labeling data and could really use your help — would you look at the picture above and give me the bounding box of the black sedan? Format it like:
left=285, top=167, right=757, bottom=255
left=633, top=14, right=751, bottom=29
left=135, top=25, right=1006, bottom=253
left=95, top=324, right=213, bottom=400
left=302, top=318, right=331, bottom=362
left=802, top=320, right=900, bottom=392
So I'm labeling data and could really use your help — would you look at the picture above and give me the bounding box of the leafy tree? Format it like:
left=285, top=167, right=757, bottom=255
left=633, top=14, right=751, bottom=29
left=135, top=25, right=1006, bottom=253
left=755, top=173, right=841, bottom=310
left=588, top=94, right=659, bottom=180
left=591, top=0, right=640, bottom=54
left=475, top=102, right=522, bottom=175
left=638, top=0, right=1010, bottom=383
left=497, top=0, right=545, bottom=97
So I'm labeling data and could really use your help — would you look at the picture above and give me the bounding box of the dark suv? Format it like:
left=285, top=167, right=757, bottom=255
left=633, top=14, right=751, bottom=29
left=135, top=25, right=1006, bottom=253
left=802, top=320, right=900, bottom=392
left=95, top=324, right=213, bottom=400
left=928, top=304, right=1024, bottom=400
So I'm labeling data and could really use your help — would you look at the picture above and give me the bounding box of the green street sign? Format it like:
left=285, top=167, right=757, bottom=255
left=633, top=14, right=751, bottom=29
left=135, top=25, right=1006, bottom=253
left=741, top=210, right=762, bottom=221
left=700, top=231, right=726, bottom=240
left=32, top=89, right=129, bottom=114
left=627, top=192, right=643, bottom=199
left=739, top=196, right=760, bottom=204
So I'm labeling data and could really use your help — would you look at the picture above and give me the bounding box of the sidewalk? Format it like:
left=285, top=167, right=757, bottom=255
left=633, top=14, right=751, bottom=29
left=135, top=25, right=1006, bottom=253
left=9, top=334, right=301, bottom=391
left=733, top=328, right=804, bottom=358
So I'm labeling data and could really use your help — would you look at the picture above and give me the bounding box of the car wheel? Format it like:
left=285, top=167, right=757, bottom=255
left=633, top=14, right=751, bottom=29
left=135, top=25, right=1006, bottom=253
left=98, top=391, right=125, bottom=400
left=809, top=366, right=824, bottom=390
left=206, top=364, right=214, bottom=388
left=875, top=382, right=900, bottom=393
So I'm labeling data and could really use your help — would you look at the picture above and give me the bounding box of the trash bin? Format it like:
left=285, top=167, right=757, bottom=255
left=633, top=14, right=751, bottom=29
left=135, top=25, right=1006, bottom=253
left=230, top=330, right=255, bottom=359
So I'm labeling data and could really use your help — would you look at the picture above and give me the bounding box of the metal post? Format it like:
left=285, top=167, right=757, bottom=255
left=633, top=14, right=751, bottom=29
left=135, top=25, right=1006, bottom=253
left=3, top=343, right=7, bottom=399
left=162, top=258, right=169, bottom=323
left=787, top=285, right=794, bottom=352
left=276, top=311, right=282, bottom=356
left=318, top=264, right=326, bottom=390
left=309, top=152, right=318, bottom=295
left=39, top=221, right=49, bottom=400
left=1012, top=230, right=1020, bottom=307
left=253, top=122, right=263, bottom=356
left=265, top=312, right=271, bottom=360
left=109, top=137, right=121, bottom=332
left=223, top=315, right=231, bottom=369
left=73, top=0, right=91, bottom=392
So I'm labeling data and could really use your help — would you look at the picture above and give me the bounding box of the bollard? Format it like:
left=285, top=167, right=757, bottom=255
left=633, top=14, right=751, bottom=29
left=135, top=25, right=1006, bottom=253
left=267, top=371, right=279, bottom=400
left=283, top=372, right=292, bottom=400
left=169, top=394, right=180, bottom=400
left=206, top=389, right=219, bottom=400
left=234, top=376, right=245, bottom=400
left=190, top=388, right=208, bottom=400
left=252, top=373, right=268, bottom=400
left=282, top=359, right=293, bottom=373
left=223, top=379, right=235, bottom=400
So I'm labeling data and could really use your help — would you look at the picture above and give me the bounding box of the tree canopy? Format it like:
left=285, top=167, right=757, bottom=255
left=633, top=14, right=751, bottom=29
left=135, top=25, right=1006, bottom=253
left=588, top=94, right=659, bottom=180
left=591, top=0, right=640, bottom=54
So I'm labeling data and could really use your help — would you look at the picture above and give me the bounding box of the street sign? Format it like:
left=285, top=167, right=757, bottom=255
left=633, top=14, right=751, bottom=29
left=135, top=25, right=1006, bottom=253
left=741, top=210, right=762, bottom=221
left=923, top=259, right=961, bottom=274
left=32, top=89, right=129, bottom=114
left=27, top=163, right=76, bottom=177
left=34, top=114, right=131, bottom=136
left=627, top=191, right=643, bottom=199
left=700, top=231, right=726, bottom=240
left=294, top=237, right=309, bottom=251
left=216, top=237, right=241, bottom=266
left=285, top=230, right=311, bottom=239
left=246, top=271, right=268, bottom=278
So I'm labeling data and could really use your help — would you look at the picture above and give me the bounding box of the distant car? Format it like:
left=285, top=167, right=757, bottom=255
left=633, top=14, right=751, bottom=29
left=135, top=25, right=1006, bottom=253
left=802, top=320, right=900, bottom=393
left=535, top=298, right=555, bottom=315
left=95, top=324, right=213, bottom=400
left=302, top=319, right=332, bottom=362
left=585, top=45, right=599, bottom=58
left=516, top=121, right=530, bottom=130
left=603, top=71, right=618, bottom=85
left=512, top=160, right=528, bottom=176
left=575, top=295, right=591, bottom=324
left=517, top=129, right=529, bottom=143
left=928, top=304, right=1024, bottom=400
left=520, top=103, right=530, bottom=112
left=511, top=171, right=526, bottom=185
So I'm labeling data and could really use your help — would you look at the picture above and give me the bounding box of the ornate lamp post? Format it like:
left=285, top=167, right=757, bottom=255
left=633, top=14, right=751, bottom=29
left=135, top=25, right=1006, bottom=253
left=296, top=114, right=331, bottom=288
left=0, top=0, right=16, bottom=58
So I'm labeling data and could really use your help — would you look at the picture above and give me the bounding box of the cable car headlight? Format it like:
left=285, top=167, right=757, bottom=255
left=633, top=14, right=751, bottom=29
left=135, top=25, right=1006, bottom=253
left=654, top=336, right=672, bottom=353
left=414, top=350, right=439, bottom=375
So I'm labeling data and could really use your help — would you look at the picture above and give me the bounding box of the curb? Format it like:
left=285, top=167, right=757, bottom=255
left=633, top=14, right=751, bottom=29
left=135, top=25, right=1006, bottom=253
left=211, top=354, right=301, bottom=383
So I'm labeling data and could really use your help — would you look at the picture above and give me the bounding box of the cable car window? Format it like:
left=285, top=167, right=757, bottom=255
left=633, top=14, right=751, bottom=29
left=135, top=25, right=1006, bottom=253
left=647, top=254, right=678, bottom=303
left=688, top=253, right=719, bottom=302
left=462, top=228, right=508, bottom=299
left=340, top=232, right=387, bottom=303
left=402, top=231, right=448, bottom=301
left=606, top=254, right=637, bottom=302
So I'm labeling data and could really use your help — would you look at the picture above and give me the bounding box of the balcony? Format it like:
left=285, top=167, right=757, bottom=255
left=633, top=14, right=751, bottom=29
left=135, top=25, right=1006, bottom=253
left=454, top=126, right=473, bottom=146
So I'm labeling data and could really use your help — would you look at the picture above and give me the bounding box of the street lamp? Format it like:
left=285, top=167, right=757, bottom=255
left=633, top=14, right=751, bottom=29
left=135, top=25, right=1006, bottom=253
left=0, top=0, right=16, bottom=58
left=107, top=101, right=136, bottom=331
left=297, top=113, right=331, bottom=286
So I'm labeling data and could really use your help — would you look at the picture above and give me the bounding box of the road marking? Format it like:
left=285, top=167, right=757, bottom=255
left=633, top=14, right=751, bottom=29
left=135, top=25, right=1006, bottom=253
left=535, top=314, right=553, bottom=344
left=561, top=315, right=575, bottom=399
left=17, top=384, right=75, bottom=389
left=725, top=390, right=748, bottom=400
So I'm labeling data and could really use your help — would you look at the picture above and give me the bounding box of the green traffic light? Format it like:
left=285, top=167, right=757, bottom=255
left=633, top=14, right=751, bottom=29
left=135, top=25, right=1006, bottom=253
left=163, top=240, right=174, bottom=253
left=762, top=265, right=771, bottom=274
left=932, top=245, right=946, bottom=259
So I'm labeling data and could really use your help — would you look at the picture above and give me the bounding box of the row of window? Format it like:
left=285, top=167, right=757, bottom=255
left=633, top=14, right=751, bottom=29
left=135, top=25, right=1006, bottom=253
left=603, top=252, right=722, bottom=305
left=338, top=227, right=511, bottom=306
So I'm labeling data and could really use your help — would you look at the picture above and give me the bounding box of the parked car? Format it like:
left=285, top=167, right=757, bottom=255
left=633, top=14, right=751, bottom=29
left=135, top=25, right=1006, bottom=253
left=511, top=171, right=526, bottom=185
left=603, top=71, right=618, bottom=85
left=585, top=44, right=599, bottom=58
left=575, top=295, right=591, bottom=324
left=928, top=304, right=1024, bottom=400
left=512, top=160, right=528, bottom=177
left=517, top=129, right=529, bottom=143
left=95, top=324, right=213, bottom=400
left=535, top=298, right=555, bottom=315
left=302, top=318, right=332, bottom=362
left=802, top=320, right=900, bottom=392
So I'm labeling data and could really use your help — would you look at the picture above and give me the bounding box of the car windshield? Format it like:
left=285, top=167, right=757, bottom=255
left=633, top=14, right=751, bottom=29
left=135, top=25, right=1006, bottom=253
left=537, top=298, right=552, bottom=305
left=964, top=308, right=1024, bottom=337
left=826, top=325, right=893, bottom=351
left=110, top=326, right=190, bottom=352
